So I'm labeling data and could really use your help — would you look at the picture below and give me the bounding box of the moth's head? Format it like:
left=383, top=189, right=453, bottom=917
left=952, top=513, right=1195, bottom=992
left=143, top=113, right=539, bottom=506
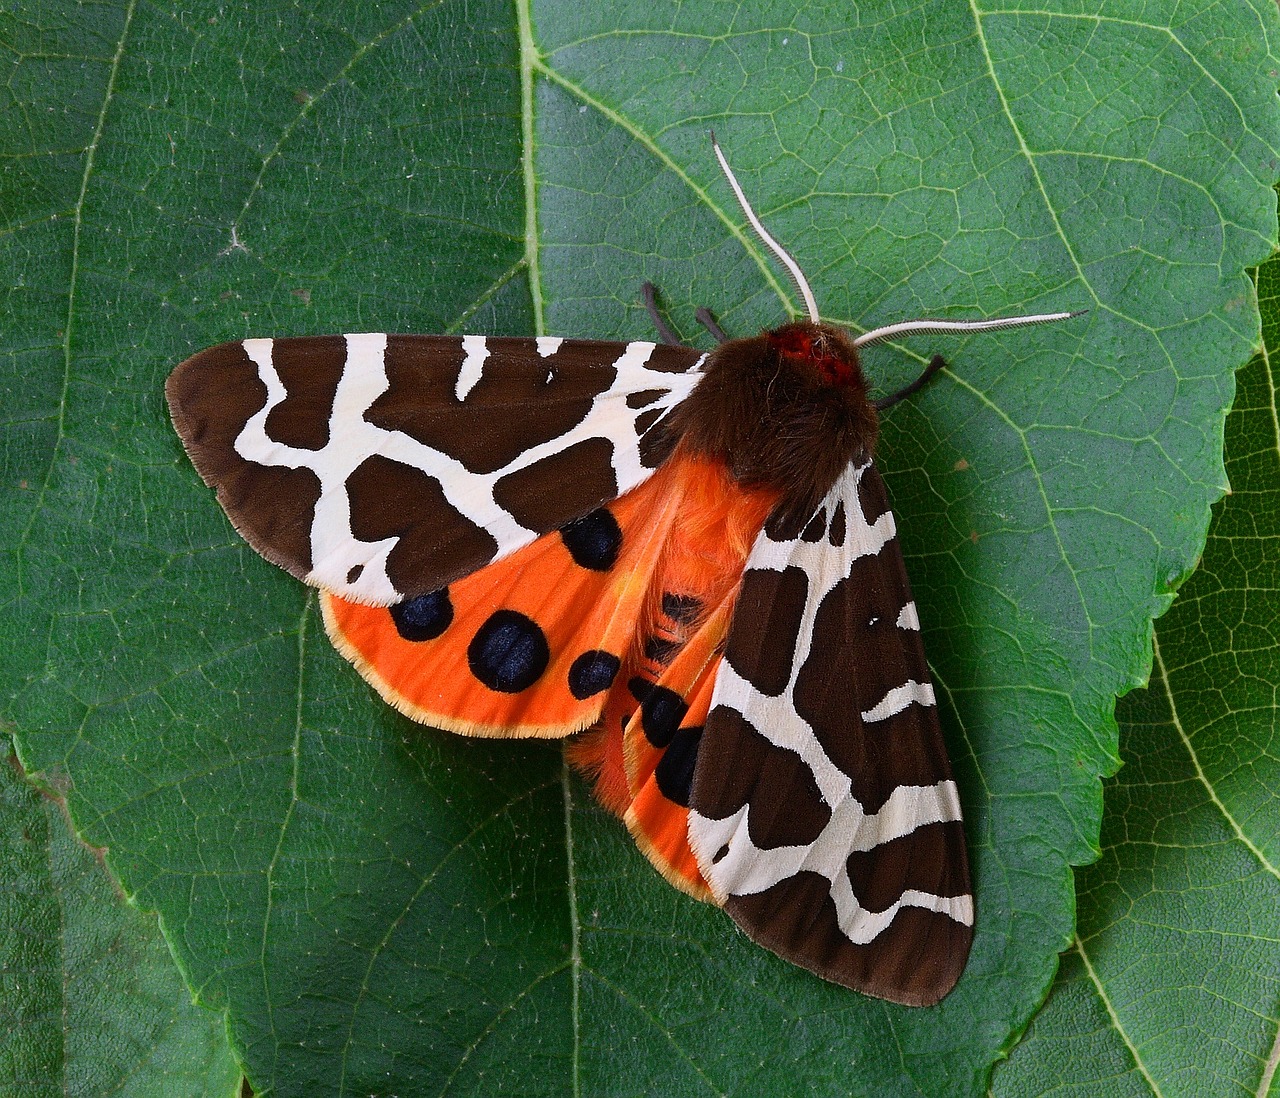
left=766, top=321, right=865, bottom=393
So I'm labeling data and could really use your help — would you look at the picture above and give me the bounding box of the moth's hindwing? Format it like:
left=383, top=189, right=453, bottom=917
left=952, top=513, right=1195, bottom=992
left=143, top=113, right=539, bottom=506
left=165, top=334, right=703, bottom=604
left=320, top=455, right=692, bottom=738
left=620, top=596, right=736, bottom=901
left=686, top=461, right=973, bottom=1006
left=564, top=454, right=779, bottom=898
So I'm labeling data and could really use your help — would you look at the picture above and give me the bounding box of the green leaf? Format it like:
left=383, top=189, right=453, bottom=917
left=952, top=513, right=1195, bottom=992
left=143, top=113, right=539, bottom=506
left=2, top=1, right=1277, bottom=1094
left=992, top=243, right=1280, bottom=1096
left=0, top=737, right=241, bottom=1097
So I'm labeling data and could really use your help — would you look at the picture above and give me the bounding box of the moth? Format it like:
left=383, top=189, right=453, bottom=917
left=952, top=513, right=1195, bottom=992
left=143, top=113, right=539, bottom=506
left=167, top=139, right=1078, bottom=1006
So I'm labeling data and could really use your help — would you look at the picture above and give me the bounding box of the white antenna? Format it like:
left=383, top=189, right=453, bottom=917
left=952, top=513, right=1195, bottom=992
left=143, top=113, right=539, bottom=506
left=712, top=134, right=820, bottom=324
left=853, top=310, right=1085, bottom=348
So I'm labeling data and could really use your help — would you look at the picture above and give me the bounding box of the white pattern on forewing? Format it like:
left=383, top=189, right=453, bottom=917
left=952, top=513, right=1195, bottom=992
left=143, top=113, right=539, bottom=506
left=860, top=680, right=935, bottom=723
left=454, top=335, right=489, bottom=400
left=688, top=463, right=967, bottom=936
left=690, top=781, right=971, bottom=942
left=234, top=334, right=702, bottom=604
left=706, top=464, right=901, bottom=807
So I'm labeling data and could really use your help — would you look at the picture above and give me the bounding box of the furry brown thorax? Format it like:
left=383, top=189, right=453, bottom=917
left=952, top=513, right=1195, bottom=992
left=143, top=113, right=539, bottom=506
left=668, top=320, right=879, bottom=519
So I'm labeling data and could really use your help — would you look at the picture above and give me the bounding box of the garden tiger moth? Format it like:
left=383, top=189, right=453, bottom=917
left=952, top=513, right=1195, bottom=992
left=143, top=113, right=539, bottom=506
left=166, top=138, right=1081, bottom=1006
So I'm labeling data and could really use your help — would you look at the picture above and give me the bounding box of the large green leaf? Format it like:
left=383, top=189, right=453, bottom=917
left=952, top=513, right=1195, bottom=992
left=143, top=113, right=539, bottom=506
left=992, top=245, right=1280, bottom=1096
left=2, top=1, right=1277, bottom=1094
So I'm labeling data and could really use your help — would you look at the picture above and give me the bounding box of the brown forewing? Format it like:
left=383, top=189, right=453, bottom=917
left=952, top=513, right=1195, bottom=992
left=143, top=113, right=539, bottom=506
left=166, top=335, right=702, bottom=602
left=688, top=462, right=972, bottom=1006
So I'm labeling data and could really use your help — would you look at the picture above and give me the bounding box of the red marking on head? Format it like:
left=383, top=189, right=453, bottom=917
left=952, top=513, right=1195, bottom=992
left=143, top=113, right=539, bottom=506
left=768, top=326, right=856, bottom=386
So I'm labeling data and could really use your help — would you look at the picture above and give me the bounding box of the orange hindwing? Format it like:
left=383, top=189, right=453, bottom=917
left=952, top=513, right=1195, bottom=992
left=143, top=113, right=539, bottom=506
left=322, top=458, right=689, bottom=737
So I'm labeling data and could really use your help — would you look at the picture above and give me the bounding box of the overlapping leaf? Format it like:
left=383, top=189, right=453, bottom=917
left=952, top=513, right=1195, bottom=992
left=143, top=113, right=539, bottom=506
left=1, top=1, right=1277, bottom=1094
left=993, top=245, right=1280, bottom=1098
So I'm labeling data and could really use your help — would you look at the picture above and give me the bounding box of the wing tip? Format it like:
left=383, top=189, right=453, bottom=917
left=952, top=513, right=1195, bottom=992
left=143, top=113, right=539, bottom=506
left=721, top=884, right=975, bottom=1006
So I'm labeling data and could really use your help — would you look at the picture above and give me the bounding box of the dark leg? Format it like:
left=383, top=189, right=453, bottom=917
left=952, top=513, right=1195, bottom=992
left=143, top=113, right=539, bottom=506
left=695, top=307, right=729, bottom=344
left=641, top=282, right=683, bottom=346
left=873, top=354, right=947, bottom=411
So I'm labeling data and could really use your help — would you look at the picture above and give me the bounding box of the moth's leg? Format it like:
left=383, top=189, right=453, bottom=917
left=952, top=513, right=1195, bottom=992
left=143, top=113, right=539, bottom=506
left=640, top=282, right=684, bottom=346
left=873, top=353, right=946, bottom=411
left=694, top=307, right=729, bottom=345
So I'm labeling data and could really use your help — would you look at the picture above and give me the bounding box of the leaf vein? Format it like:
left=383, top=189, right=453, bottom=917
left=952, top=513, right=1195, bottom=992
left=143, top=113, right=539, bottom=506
left=1151, top=633, right=1280, bottom=881
left=1073, top=935, right=1164, bottom=1097
left=18, top=0, right=137, bottom=574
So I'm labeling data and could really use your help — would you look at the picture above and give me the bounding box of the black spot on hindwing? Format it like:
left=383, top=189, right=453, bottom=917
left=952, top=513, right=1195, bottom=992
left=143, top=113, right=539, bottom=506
left=560, top=508, right=622, bottom=571
left=467, top=610, right=550, bottom=692
left=654, top=725, right=703, bottom=807
left=390, top=588, right=453, bottom=641
left=567, top=649, right=620, bottom=699
left=638, top=685, right=688, bottom=748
